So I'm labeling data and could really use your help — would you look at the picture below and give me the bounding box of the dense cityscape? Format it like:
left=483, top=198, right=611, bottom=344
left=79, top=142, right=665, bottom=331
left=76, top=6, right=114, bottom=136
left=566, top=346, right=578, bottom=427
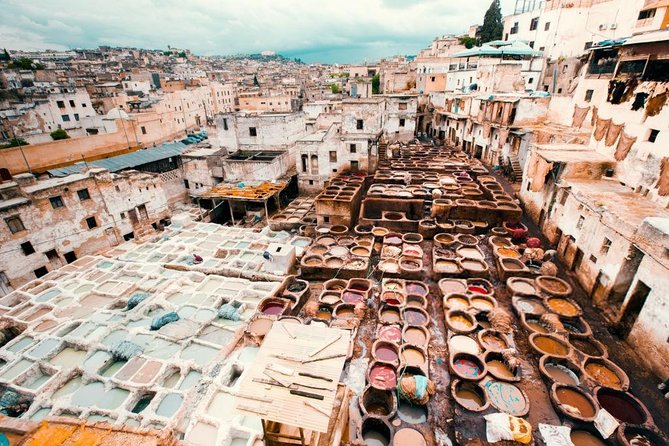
left=0, top=0, right=668, bottom=445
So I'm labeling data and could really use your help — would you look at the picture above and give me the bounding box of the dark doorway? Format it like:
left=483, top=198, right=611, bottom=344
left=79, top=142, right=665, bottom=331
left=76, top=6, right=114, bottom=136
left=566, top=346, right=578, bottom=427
left=128, top=209, right=139, bottom=225
left=0, top=168, right=11, bottom=181
left=571, top=248, right=584, bottom=272
left=617, top=281, right=650, bottom=338
left=64, top=251, right=77, bottom=264
left=608, top=245, right=644, bottom=307
left=45, top=249, right=63, bottom=269
left=474, top=145, right=483, bottom=159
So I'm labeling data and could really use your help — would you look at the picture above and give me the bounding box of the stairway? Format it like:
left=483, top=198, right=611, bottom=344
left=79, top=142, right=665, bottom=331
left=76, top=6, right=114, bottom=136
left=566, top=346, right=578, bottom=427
left=378, top=141, right=388, bottom=163
left=508, top=154, right=523, bottom=183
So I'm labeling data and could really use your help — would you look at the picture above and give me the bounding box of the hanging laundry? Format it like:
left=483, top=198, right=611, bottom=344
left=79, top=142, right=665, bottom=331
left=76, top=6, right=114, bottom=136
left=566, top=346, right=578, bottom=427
left=645, top=91, right=668, bottom=117
left=498, top=128, right=510, bottom=149
left=631, top=92, right=649, bottom=111
left=605, top=122, right=624, bottom=147
left=594, top=116, right=611, bottom=141
left=614, top=132, right=637, bottom=161
left=590, top=105, right=598, bottom=127
left=607, top=80, right=627, bottom=104
left=572, top=105, right=590, bottom=128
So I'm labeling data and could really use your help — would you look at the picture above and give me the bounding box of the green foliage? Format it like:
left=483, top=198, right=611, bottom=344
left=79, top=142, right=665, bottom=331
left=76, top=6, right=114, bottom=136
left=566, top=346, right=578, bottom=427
left=163, top=51, right=171, bottom=56
left=459, top=36, right=478, bottom=49
left=8, top=57, right=44, bottom=70
left=480, top=0, right=503, bottom=44
left=372, top=74, right=380, bottom=94
left=50, top=128, right=70, bottom=140
left=330, top=83, right=341, bottom=94
left=0, top=138, right=28, bottom=149
left=178, top=51, right=187, bottom=58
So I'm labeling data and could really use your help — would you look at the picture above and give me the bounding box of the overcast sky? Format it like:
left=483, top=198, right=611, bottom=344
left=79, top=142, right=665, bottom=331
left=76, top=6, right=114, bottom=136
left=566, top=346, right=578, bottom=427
left=0, top=0, right=512, bottom=63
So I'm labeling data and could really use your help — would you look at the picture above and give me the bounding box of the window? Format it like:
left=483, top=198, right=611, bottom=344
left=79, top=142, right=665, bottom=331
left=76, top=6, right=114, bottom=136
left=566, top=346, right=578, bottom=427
left=49, top=196, right=64, bottom=209
left=351, top=160, right=359, bottom=172
left=584, top=41, right=593, bottom=50
left=249, top=127, right=257, bottom=136
left=399, top=118, right=406, bottom=127
left=34, top=266, right=48, bottom=278
left=601, top=238, right=612, bottom=254
left=21, top=241, right=35, bottom=255
left=584, top=89, right=594, bottom=102
left=323, top=216, right=330, bottom=223
left=589, top=254, right=598, bottom=263
left=138, top=204, right=148, bottom=219
left=141, top=126, right=147, bottom=135
left=64, top=251, right=77, bottom=263
left=5, top=216, right=25, bottom=234
left=77, top=188, right=90, bottom=200
left=528, top=77, right=534, bottom=83
left=431, top=76, right=435, bottom=82
left=638, top=8, right=656, bottom=20
left=510, top=22, right=519, bottom=34
left=223, top=118, right=228, bottom=130
left=577, top=215, right=585, bottom=229
left=399, top=102, right=408, bottom=110
left=56, top=100, right=65, bottom=108
left=559, top=190, right=569, bottom=205
left=184, top=179, right=190, bottom=189
left=356, top=119, right=363, bottom=130
left=74, top=113, right=79, bottom=121
left=649, top=129, right=659, bottom=143
left=350, top=144, right=357, bottom=153
left=544, top=22, right=550, bottom=31
left=120, top=212, right=126, bottom=219
left=69, top=99, right=75, bottom=107
left=86, top=216, right=97, bottom=229
left=309, top=180, right=314, bottom=185
left=329, top=151, right=337, bottom=163
left=529, top=41, right=535, bottom=49
left=82, top=103, right=87, bottom=107
left=61, top=114, right=70, bottom=122
left=530, top=17, right=539, bottom=31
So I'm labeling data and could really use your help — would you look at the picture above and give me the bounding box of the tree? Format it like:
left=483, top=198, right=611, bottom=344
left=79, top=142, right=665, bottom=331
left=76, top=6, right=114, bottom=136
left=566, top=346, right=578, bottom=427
left=253, top=74, right=260, bottom=87
left=480, top=0, right=503, bottom=44
left=0, top=138, right=28, bottom=149
left=50, top=128, right=70, bottom=140
left=459, top=36, right=478, bottom=49
left=330, top=83, right=341, bottom=94
left=8, top=57, right=44, bottom=70
left=372, top=74, right=380, bottom=94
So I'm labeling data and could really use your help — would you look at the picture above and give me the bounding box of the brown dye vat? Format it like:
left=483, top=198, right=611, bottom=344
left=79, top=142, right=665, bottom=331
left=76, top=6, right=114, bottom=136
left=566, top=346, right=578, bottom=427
left=400, top=346, right=426, bottom=368
left=501, top=259, right=525, bottom=271
left=325, top=257, right=344, bottom=268
left=323, top=279, right=348, bottom=291
left=547, top=298, right=581, bottom=317
left=536, top=276, right=572, bottom=296
left=570, top=336, right=606, bottom=358
left=555, top=386, right=597, bottom=419
left=452, top=380, right=487, bottom=411
left=486, top=360, right=515, bottom=380
left=479, top=330, right=508, bottom=351
left=406, top=294, right=427, bottom=309
left=526, top=319, right=549, bottom=333
left=507, top=278, right=538, bottom=295
left=394, top=428, right=426, bottom=446
left=531, top=334, right=570, bottom=357
left=329, top=225, right=348, bottom=235
left=496, top=248, right=521, bottom=258
left=316, top=236, right=336, bottom=246
left=618, top=425, right=669, bottom=446
left=384, top=280, right=404, bottom=291
left=596, top=388, right=649, bottom=425
left=351, top=246, right=371, bottom=256
left=337, top=236, right=355, bottom=246
left=435, top=259, right=460, bottom=273
left=316, top=307, right=333, bottom=321
left=402, top=308, right=428, bottom=326
left=359, top=386, right=396, bottom=418
left=248, top=317, right=273, bottom=336
left=35, top=320, right=58, bottom=332
left=361, top=416, right=393, bottom=446
left=439, top=279, right=467, bottom=295
left=402, top=233, right=423, bottom=244
left=400, top=257, right=422, bottom=270
left=447, top=311, right=476, bottom=332
left=457, top=234, right=478, bottom=246
left=403, top=327, right=428, bottom=345
left=544, top=362, right=581, bottom=386
left=470, top=296, right=495, bottom=312
left=570, top=430, right=607, bottom=446
left=490, top=236, right=512, bottom=247
left=380, top=307, right=401, bottom=324
left=372, top=227, right=389, bottom=237
left=319, top=291, right=342, bottom=305
left=333, top=304, right=356, bottom=320
left=562, top=317, right=591, bottom=337
left=303, top=255, right=323, bottom=266
left=583, top=359, right=626, bottom=390
left=434, top=233, right=456, bottom=247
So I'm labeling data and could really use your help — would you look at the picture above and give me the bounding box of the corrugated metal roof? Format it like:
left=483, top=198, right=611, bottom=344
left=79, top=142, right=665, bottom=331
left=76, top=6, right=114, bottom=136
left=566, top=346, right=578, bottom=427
left=453, top=41, right=543, bottom=58
left=48, top=141, right=188, bottom=177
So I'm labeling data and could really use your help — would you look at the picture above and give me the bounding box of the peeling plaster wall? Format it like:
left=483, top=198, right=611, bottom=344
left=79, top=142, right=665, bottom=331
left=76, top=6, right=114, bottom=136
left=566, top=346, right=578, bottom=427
left=214, top=112, right=307, bottom=152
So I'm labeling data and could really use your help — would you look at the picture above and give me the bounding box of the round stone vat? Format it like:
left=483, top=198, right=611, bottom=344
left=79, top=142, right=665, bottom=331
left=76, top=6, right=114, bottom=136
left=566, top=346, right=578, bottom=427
left=551, top=383, right=599, bottom=422
left=451, top=379, right=489, bottom=412
left=539, top=355, right=583, bottom=386
left=359, top=385, right=397, bottom=419
left=360, top=416, right=393, bottom=446
left=484, top=351, right=520, bottom=382
left=529, top=333, right=572, bottom=358
left=582, top=357, right=628, bottom=390
left=595, top=387, right=652, bottom=425
left=450, top=352, right=486, bottom=381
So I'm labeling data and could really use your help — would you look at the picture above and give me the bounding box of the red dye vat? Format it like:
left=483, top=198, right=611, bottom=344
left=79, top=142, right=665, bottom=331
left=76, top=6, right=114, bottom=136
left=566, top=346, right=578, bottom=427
left=453, top=358, right=482, bottom=378
left=407, top=282, right=427, bottom=296
left=375, top=345, right=399, bottom=362
left=343, top=291, right=364, bottom=304
left=468, top=285, right=488, bottom=294
left=377, top=326, right=402, bottom=343
left=370, top=364, right=397, bottom=389
left=261, top=303, right=284, bottom=315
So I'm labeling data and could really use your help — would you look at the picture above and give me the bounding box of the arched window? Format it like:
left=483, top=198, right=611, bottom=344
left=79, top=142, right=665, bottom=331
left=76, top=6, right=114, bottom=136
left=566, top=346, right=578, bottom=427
left=301, top=155, right=308, bottom=173
left=310, top=155, right=318, bottom=173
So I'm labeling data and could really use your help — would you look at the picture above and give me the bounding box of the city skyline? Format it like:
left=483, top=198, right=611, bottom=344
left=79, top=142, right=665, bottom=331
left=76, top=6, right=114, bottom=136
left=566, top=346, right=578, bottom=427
left=0, top=0, right=512, bottom=63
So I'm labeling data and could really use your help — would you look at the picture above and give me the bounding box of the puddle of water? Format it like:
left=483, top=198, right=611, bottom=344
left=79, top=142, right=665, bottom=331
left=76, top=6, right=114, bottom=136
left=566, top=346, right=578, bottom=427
left=156, top=393, right=183, bottom=417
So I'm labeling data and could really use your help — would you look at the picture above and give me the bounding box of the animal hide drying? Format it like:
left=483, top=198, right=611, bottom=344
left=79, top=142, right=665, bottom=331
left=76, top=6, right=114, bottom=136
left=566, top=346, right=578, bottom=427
left=593, top=116, right=611, bottom=141
left=605, top=122, right=624, bottom=147
left=657, top=157, right=669, bottom=196
left=572, top=105, right=590, bottom=128
left=614, top=132, right=637, bottom=161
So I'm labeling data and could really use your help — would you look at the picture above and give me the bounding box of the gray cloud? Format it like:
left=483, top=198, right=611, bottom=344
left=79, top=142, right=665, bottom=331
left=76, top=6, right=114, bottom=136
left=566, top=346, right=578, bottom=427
left=0, top=0, right=512, bottom=63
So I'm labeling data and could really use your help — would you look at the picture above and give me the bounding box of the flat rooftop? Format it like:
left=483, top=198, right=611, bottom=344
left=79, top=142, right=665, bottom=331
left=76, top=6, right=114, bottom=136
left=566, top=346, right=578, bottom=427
left=536, top=145, right=615, bottom=164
